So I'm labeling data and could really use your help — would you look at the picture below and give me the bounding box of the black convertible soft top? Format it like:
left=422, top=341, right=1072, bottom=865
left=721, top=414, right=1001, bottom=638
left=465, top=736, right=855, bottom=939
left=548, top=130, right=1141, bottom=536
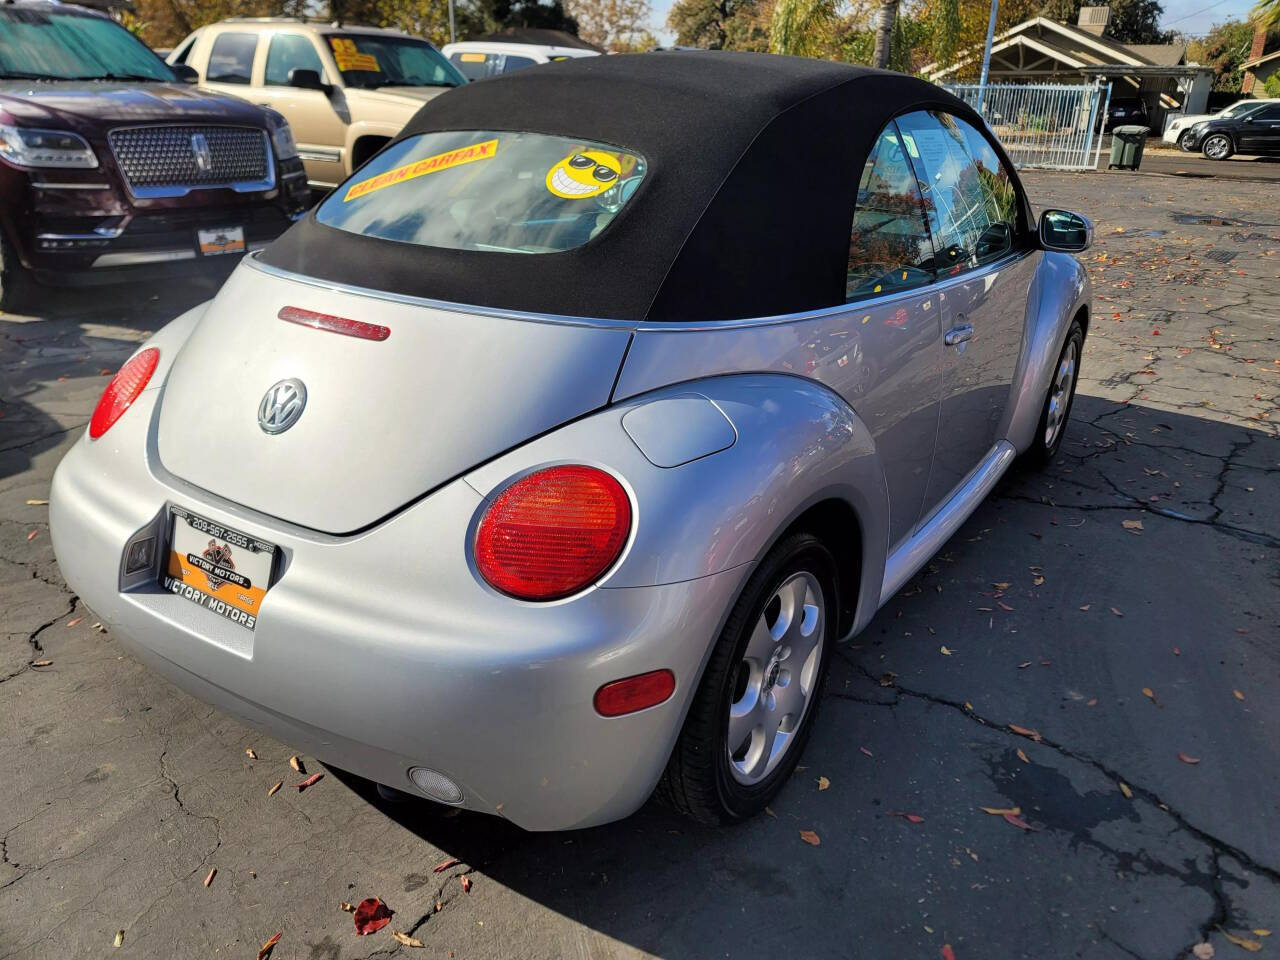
left=262, top=51, right=1027, bottom=323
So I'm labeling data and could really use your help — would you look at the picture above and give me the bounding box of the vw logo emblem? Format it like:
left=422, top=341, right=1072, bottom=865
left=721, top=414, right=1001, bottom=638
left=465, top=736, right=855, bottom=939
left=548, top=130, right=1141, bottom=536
left=258, top=379, right=307, bottom=435
left=191, top=132, right=213, bottom=174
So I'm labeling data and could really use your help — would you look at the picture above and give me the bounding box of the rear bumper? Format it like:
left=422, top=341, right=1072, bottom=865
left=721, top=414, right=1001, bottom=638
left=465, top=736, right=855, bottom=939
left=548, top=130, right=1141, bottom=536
left=49, top=386, right=745, bottom=831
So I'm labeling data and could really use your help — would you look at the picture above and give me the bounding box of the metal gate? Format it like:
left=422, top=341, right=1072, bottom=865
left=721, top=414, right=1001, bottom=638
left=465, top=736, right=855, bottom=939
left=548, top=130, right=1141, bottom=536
left=944, top=81, right=1111, bottom=171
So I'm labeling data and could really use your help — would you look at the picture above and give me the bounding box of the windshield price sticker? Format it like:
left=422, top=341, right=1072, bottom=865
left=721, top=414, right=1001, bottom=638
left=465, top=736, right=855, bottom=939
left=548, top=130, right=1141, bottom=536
left=330, top=37, right=380, bottom=72
left=344, top=138, right=499, bottom=202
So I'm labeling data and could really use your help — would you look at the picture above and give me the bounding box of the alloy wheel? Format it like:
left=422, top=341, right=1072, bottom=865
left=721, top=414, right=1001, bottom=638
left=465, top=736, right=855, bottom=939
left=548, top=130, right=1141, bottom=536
left=1204, top=135, right=1230, bottom=160
left=727, top=571, right=825, bottom=785
left=1043, top=339, right=1078, bottom=449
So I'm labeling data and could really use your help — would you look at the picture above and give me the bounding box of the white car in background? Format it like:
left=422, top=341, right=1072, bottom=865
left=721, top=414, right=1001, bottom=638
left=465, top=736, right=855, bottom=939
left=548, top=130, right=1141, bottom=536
left=1164, top=98, right=1279, bottom=146
left=442, top=40, right=598, bottom=80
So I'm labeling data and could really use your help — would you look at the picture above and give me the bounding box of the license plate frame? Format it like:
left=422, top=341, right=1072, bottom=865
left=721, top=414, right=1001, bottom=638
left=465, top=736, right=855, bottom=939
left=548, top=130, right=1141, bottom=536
left=162, top=506, right=278, bottom=631
left=196, top=225, right=246, bottom=256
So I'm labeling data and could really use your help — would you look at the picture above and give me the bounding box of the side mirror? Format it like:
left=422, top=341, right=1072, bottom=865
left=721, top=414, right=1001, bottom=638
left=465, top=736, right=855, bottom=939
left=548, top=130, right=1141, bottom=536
left=171, top=63, right=199, bottom=84
left=1039, top=209, right=1092, bottom=253
left=288, top=68, right=329, bottom=92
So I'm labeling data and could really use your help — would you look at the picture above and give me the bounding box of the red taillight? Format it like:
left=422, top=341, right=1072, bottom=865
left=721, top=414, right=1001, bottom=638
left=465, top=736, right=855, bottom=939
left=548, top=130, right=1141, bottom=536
left=594, top=670, right=676, bottom=717
left=474, top=465, right=631, bottom=601
left=278, top=305, right=390, bottom=342
left=89, top=347, right=159, bottom=439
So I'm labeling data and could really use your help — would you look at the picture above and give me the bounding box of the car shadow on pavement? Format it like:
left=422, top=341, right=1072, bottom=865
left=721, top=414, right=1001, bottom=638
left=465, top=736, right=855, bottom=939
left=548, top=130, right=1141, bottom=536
left=0, top=273, right=225, bottom=481
left=324, top=394, right=1279, bottom=960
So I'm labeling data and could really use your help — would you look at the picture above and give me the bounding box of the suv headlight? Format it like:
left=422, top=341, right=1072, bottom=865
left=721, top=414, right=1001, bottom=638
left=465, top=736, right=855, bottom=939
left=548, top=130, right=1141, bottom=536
left=0, top=124, right=98, bottom=169
left=271, top=121, right=298, bottom=161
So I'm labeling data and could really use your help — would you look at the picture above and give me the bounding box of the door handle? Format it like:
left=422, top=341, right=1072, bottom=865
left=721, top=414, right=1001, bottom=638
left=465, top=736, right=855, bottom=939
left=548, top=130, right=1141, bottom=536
left=945, top=323, right=974, bottom=346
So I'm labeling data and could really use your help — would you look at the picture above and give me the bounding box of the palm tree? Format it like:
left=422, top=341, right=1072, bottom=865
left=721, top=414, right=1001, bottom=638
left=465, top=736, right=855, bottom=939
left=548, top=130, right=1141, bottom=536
left=871, top=0, right=898, bottom=69
left=769, top=0, right=837, bottom=57
left=1254, top=0, right=1279, bottom=26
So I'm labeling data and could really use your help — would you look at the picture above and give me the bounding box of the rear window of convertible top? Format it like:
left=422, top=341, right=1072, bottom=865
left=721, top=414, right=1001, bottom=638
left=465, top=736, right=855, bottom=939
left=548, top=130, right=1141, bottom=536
left=315, top=131, right=646, bottom=255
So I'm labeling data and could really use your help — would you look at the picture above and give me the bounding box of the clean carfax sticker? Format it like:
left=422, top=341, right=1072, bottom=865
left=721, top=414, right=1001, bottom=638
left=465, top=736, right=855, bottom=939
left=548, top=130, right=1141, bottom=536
left=344, top=138, right=500, bottom=202
left=330, top=37, right=381, bottom=72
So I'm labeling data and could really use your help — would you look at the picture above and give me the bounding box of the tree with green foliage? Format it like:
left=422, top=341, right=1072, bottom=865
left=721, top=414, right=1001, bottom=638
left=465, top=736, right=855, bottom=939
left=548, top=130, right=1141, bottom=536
left=1037, top=0, right=1171, bottom=44
left=929, top=0, right=962, bottom=72
left=1187, top=19, right=1280, bottom=91
left=769, top=0, right=838, bottom=56
left=1255, top=0, right=1279, bottom=27
left=566, top=0, right=654, bottom=50
left=666, top=0, right=752, bottom=48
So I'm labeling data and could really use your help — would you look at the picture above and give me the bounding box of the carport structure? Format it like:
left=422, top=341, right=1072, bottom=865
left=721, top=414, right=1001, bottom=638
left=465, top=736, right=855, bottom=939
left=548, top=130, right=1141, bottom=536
left=925, top=12, right=1214, bottom=133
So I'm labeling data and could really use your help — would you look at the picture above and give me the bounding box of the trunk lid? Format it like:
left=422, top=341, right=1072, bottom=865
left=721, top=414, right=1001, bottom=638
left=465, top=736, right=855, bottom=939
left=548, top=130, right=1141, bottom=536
left=155, top=260, right=633, bottom=534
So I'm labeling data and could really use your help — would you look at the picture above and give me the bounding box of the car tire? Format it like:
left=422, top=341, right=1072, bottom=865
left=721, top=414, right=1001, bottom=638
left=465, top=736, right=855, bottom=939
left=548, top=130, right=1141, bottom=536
left=1202, top=134, right=1233, bottom=161
left=1023, top=318, right=1083, bottom=468
left=0, top=230, right=35, bottom=315
left=656, top=532, right=838, bottom=824
left=1179, top=130, right=1198, bottom=152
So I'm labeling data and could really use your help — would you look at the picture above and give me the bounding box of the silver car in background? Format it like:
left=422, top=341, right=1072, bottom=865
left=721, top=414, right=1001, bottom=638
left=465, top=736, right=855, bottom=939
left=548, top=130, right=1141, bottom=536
left=50, top=52, right=1092, bottom=830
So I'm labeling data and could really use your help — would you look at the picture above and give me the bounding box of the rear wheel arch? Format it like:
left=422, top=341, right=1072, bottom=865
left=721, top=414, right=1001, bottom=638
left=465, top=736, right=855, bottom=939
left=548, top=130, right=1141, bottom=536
left=768, top=498, right=862, bottom=640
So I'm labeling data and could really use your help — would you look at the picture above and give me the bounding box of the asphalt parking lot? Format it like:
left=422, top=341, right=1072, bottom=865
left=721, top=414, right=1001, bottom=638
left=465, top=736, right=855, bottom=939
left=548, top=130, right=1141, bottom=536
left=2, top=169, right=1278, bottom=960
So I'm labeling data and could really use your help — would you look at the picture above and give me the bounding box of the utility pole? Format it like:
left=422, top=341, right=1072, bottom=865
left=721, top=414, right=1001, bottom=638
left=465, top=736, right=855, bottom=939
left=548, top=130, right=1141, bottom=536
left=449, top=0, right=457, bottom=44
left=977, top=0, right=998, bottom=112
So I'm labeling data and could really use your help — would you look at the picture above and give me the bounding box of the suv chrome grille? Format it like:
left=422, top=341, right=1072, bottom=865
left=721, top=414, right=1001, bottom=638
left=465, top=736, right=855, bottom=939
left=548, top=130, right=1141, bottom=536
left=108, top=126, right=271, bottom=194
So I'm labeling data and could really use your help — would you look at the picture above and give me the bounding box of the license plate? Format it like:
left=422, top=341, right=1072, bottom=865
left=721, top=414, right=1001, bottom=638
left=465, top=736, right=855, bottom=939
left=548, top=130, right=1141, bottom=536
left=197, top=226, right=245, bottom=256
left=162, top=507, right=277, bottom=630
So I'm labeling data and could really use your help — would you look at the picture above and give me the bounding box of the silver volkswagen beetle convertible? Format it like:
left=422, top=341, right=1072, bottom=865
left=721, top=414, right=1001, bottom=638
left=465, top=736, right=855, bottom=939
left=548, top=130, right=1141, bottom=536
left=51, top=52, right=1092, bottom=830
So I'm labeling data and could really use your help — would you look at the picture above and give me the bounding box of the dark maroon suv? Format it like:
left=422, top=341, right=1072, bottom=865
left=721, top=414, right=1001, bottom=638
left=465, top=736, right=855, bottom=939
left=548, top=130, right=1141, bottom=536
left=0, top=1, right=310, bottom=312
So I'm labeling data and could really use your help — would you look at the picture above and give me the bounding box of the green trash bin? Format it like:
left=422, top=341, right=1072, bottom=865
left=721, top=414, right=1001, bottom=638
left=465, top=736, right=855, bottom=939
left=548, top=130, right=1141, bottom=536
left=1108, top=125, right=1149, bottom=170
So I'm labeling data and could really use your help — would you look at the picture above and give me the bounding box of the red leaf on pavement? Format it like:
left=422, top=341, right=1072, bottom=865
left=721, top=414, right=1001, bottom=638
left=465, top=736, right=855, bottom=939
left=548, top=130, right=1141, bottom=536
left=1178, top=752, right=1201, bottom=765
left=203, top=867, right=216, bottom=887
left=295, top=772, right=323, bottom=791
left=433, top=857, right=460, bottom=873
left=353, top=898, right=393, bottom=935
left=888, top=811, right=924, bottom=823
left=799, top=830, right=821, bottom=846
left=942, top=946, right=957, bottom=960
left=67, top=617, right=83, bottom=627
left=460, top=875, right=472, bottom=893
left=26, top=530, right=37, bottom=542
left=256, top=931, right=282, bottom=960
left=1002, top=812, right=1036, bottom=831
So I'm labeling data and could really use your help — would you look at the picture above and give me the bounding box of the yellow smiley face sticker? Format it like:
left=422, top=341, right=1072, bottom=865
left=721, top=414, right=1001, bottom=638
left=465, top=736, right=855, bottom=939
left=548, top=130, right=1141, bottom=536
left=546, top=149, right=621, bottom=200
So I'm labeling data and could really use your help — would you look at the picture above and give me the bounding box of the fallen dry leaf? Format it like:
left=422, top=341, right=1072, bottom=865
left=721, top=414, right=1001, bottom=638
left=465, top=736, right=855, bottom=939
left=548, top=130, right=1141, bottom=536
left=460, top=875, right=472, bottom=893
left=353, top=898, right=393, bottom=935
left=1119, top=782, right=1134, bottom=799
left=860, top=746, right=874, bottom=758
left=998, top=601, right=1014, bottom=612
left=267, top=780, right=283, bottom=797
left=940, top=645, right=953, bottom=656
left=879, top=672, right=896, bottom=688
left=942, top=945, right=957, bottom=960
left=764, top=806, right=777, bottom=818
left=1220, top=928, right=1263, bottom=952
left=1033, top=575, right=1046, bottom=586
left=980, top=806, right=1021, bottom=816
left=1122, top=519, right=1144, bottom=531
left=1192, top=943, right=1215, bottom=959
left=1087, top=698, right=1098, bottom=707
left=888, top=811, right=924, bottom=824
left=1142, top=687, right=1162, bottom=707
left=799, top=830, right=821, bottom=846
left=1178, top=752, right=1201, bottom=765
left=433, top=857, right=460, bottom=873
left=1253, top=930, right=1271, bottom=937
left=1016, top=748, right=1029, bottom=764
left=1234, top=690, right=1245, bottom=701
left=31, top=659, right=52, bottom=668
left=256, top=931, right=282, bottom=960
left=1018, top=661, right=1032, bottom=669
left=26, top=499, right=49, bottom=506
left=817, top=776, right=830, bottom=791
left=1008, top=723, right=1043, bottom=742
left=295, top=772, right=323, bottom=791
left=340, top=902, right=355, bottom=912
left=26, top=530, right=37, bottom=542
left=203, top=867, right=216, bottom=888
left=392, top=931, right=425, bottom=948
left=992, top=581, right=1010, bottom=590
left=1002, top=812, right=1035, bottom=831
left=289, top=755, right=304, bottom=773
left=1079, top=604, right=1091, bottom=611
left=67, top=617, right=83, bottom=627
left=1111, top=607, right=1124, bottom=618
left=114, top=930, right=124, bottom=949
left=246, top=748, right=257, bottom=760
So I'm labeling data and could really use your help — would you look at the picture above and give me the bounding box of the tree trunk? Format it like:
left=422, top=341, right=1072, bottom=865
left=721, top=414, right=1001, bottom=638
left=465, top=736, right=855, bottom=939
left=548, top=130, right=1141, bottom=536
left=871, top=0, right=897, bottom=70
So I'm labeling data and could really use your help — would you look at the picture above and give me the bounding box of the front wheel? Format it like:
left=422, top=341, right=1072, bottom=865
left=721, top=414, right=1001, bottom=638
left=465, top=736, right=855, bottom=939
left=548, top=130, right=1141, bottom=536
left=1022, top=318, right=1083, bottom=468
left=656, top=533, right=837, bottom=824
left=1202, top=134, right=1233, bottom=161
left=1179, top=130, right=1198, bottom=152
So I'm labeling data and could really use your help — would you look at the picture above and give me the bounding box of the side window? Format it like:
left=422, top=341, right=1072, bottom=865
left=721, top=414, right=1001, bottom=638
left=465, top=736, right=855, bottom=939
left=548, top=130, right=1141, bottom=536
left=1255, top=106, right=1280, bottom=121
left=954, top=115, right=1022, bottom=260
left=500, top=55, right=537, bottom=73
left=896, top=110, right=1018, bottom=275
left=846, top=123, right=935, bottom=302
left=169, top=32, right=198, bottom=66
left=207, top=32, right=257, bottom=85
left=265, top=33, right=324, bottom=86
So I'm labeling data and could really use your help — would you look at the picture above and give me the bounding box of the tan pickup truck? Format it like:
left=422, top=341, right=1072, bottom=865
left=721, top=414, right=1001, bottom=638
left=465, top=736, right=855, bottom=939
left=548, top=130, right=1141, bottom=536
left=168, top=18, right=466, bottom=190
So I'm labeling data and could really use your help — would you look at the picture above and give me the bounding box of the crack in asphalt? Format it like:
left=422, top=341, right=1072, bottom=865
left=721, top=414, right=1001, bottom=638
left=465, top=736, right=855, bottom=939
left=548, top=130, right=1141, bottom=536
left=830, top=652, right=1280, bottom=957
left=0, top=595, right=77, bottom=686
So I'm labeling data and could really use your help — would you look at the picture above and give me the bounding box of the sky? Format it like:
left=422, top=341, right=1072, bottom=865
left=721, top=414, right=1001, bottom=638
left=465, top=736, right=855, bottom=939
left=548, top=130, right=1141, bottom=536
left=645, top=0, right=1261, bottom=48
